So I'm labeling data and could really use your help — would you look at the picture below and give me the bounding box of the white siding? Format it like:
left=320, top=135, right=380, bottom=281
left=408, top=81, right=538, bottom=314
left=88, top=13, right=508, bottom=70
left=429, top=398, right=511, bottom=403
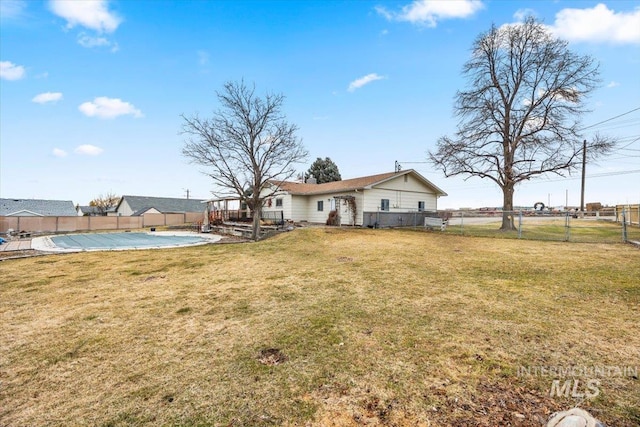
left=117, top=200, right=135, bottom=216
left=290, top=196, right=307, bottom=222
left=304, top=195, right=333, bottom=224
left=261, top=191, right=293, bottom=220
left=363, top=188, right=437, bottom=212
left=141, top=208, right=161, bottom=215
left=363, top=175, right=438, bottom=212
left=375, top=174, right=431, bottom=192
left=299, top=191, right=364, bottom=225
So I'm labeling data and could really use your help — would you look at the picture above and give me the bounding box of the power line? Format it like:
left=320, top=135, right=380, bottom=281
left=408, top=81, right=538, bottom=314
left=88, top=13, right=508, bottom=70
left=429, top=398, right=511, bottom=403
left=529, top=169, right=640, bottom=183
left=581, top=106, right=640, bottom=131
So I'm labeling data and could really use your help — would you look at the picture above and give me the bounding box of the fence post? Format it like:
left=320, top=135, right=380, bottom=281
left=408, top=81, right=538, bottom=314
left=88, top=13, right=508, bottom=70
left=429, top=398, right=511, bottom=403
left=622, top=209, right=628, bottom=243
left=564, top=212, right=570, bottom=242
left=460, top=211, right=464, bottom=235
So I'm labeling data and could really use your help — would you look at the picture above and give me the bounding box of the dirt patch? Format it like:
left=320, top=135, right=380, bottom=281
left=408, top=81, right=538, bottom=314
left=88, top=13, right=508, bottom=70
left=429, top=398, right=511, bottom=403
left=313, top=381, right=562, bottom=426
left=432, top=381, right=562, bottom=426
left=257, top=348, right=288, bottom=366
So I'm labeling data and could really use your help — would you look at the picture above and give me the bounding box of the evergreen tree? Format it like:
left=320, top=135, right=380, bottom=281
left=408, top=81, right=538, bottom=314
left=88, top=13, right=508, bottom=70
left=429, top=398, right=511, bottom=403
left=305, top=157, right=342, bottom=184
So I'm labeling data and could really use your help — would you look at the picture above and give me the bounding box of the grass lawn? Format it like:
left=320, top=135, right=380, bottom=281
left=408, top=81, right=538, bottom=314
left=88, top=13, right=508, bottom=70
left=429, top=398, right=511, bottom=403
left=1, top=228, right=638, bottom=426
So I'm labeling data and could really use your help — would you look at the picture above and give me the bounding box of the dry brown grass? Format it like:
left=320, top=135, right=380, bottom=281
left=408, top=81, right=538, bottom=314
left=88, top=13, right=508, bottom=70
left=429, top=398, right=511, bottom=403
left=1, top=228, right=638, bottom=426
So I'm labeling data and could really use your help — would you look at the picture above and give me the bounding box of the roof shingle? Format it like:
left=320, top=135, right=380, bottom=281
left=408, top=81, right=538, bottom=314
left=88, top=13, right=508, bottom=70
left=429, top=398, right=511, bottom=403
left=0, top=199, right=78, bottom=216
left=118, top=195, right=205, bottom=214
left=271, top=170, right=446, bottom=196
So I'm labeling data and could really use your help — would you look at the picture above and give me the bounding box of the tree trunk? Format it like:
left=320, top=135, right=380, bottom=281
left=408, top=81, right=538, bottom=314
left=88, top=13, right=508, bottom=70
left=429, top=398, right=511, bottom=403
left=251, top=204, right=261, bottom=240
left=501, top=184, right=516, bottom=231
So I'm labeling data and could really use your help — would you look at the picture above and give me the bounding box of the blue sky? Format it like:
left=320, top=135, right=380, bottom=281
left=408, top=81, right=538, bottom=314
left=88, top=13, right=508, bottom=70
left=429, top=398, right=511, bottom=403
left=1, top=0, right=639, bottom=208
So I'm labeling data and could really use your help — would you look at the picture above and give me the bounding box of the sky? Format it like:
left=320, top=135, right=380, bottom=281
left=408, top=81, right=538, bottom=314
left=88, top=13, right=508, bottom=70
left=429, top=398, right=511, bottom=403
left=1, top=0, right=639, bottom=209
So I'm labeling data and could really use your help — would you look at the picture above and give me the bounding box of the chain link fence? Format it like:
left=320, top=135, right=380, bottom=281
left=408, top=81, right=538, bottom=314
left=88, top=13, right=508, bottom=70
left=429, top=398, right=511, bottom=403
left=443, top=209, right=640, bottom=244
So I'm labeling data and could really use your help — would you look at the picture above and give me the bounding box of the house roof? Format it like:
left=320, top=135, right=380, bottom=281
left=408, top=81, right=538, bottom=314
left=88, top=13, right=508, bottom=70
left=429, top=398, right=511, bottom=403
left=0, top=198, right=78, bottom=216
left=77, top=205, right=101, bottom=215
left=116, top=195, right=206, bottom=214
left=271, top=170, right=447, bottom=196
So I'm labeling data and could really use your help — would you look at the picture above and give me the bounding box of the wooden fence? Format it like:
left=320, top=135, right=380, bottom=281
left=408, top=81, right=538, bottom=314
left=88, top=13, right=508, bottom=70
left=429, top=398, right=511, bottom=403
left=0, top=212, right=204, bottom=235
left=616, top=204, right=639, bottom=226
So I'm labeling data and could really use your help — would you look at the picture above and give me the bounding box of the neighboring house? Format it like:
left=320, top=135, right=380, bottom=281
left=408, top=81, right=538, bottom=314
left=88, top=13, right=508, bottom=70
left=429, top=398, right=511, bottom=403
left=76, top=205, right=101, bottom=216
left=0, top=198, right=78, bottom=217
left=115, top=195, right=205, bottom=216
left=261, top=169, right=447, bottom=226
left=76, top=205, right=117, bottom=216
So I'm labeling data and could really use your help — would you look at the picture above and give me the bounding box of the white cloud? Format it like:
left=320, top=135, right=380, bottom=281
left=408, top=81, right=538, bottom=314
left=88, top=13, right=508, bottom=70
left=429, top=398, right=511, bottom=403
left=550, top=4, right=640, bottom=44
left=76, top=33, right=119, bottom=52
left=52, top=148, right=68, bottom=158
left=513, top=8, right=536, bottom=22
left=0, top=0, right=27, bottom=21
left=79, top=97, right=143, bottom=119
left=375, top=6, right=393, bottom=21
left=49, top=0, right=121, bottom=33
left=377, top=0, right=483, bottom=27
left=197, top=50, right=210, bottom=66
left=348, top=73, right=385, bottom=92
left=0, top=61, right=26, bottom=80
left=75, top=144, right=104, bottom=156
left=77, top=33, right=110, bottom=47
left=606, top=81, right=620, bottom=88
left=32, top=92, right=63, bottom=104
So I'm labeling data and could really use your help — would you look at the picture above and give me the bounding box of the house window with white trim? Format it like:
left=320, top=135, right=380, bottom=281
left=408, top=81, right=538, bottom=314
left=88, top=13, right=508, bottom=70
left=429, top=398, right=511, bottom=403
left=276, top=198, right=283, bottom=207
left=381, top=199, right=390, bottom=211
left=317, top=200, right=324, bottom=211
left=418, top=201, right=425, bottom=212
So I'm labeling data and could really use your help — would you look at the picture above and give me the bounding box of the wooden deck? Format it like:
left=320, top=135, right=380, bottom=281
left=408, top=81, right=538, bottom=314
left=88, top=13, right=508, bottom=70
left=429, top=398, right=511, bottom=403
left=0, top=239, right=32, bottom=252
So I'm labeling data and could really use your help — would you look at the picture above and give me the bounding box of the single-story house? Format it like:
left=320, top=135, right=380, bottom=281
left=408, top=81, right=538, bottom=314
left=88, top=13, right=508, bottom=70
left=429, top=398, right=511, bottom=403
left=261, top=169, right=447, bottom=226
left=76, top=205, right=100, bottom=216
left=76, top=205, right=118, bottom=216
left=115, top=195, right=205, bottom=216
left=0, top=198, right=78, bottom=217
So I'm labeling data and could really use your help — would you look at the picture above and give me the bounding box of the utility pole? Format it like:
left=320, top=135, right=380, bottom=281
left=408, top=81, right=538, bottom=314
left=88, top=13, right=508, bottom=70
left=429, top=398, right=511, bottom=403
left=184, top=189, right=190, bottom=199
left=580, top=139, right=586, bottom=213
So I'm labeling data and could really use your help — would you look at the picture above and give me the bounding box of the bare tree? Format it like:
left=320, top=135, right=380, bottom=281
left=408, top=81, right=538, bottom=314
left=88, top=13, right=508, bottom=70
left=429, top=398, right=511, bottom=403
left=181, top=81, right=308, bottom=239
left=89, top=192, right=120, bottom=216
left=429, top=17, right=615, bottom=230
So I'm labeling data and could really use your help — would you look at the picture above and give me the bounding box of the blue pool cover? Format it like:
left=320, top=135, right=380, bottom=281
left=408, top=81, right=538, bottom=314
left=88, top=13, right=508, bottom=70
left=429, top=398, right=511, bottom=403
left=50, top=232, right=207, bottom=250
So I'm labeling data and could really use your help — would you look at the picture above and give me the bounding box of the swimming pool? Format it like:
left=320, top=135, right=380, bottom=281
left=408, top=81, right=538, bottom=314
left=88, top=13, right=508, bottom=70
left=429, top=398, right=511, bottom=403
left=32, top=231, right=221, bottom=252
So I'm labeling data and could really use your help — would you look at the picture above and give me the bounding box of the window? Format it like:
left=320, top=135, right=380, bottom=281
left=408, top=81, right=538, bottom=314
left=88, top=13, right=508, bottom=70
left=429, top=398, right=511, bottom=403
left=317, top=200, right=324, bottom=211
left=275, top=198, right=283, bottom=207
left=381, top=199, right=390, bottom=211
left=418, top=201, right=425, bottom=212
